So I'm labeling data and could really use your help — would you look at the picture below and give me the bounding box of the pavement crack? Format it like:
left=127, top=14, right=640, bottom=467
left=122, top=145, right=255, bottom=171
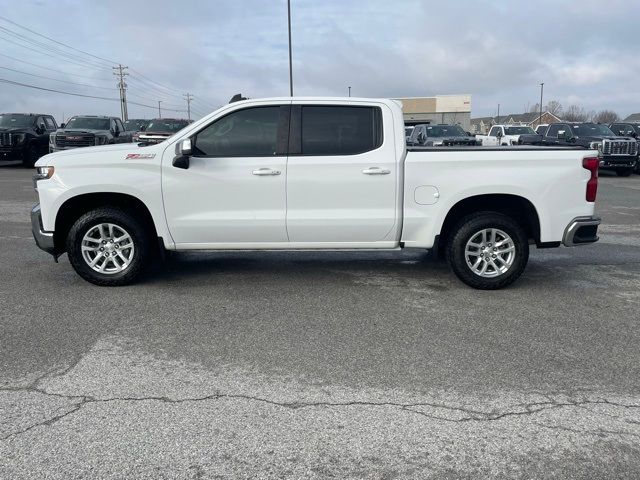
left=2, top=388, right=639, bottom=441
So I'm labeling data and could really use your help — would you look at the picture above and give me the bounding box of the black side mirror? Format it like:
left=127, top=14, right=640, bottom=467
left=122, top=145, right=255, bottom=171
left=60, top=123, right=66, bottom=129
left=172, top=138, right=193, bottom=169
left=140, top=125, right=146, bottom=131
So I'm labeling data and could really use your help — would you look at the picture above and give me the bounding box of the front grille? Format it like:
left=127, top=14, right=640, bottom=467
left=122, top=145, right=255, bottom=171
left=0, top=133, right=11, bottom=146
left=602, top=139, right=636, bottom=156
left=55, top=134, right=95, bottom=148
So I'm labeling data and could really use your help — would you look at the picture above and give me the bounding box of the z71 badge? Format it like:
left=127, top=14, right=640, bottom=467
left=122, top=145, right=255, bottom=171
left=125, top=153, right=156, bottom=160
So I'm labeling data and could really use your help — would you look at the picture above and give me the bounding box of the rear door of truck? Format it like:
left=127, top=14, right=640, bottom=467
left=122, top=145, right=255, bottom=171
left=285, top=101, right=398, bottom=243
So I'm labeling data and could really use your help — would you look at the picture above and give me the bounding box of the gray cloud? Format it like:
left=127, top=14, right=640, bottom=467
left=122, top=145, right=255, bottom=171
left=0, top=0, right=638, bottom=122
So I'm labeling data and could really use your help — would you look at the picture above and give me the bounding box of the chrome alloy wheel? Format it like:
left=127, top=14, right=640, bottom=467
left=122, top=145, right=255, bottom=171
left=81, top=223, right=135, bottom=274
left=464, top=228, right=515, bottom=278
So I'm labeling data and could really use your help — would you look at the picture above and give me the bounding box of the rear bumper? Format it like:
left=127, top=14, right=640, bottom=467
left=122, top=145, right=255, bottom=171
left=562, top=216, right=601, bottom=247
left=31, top=204, right=56, bottom=257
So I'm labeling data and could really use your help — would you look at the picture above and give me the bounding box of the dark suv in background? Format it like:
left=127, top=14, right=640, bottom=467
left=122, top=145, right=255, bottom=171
left=609, top=122, right=640, bottom=173
left=537, top=122, right=637, bottom=176
left=0, top=113, right=58, bottom=167
left=407, top=124, right=479, bottom=146
left=50, top=115, right=132, bottom=152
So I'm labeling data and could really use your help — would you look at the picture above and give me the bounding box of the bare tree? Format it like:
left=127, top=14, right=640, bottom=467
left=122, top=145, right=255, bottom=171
left=592, top=110, right=620, bottom=124
left=529, top=103, right=540, bottom=113
left=546, top=100, right=563, bottom=116
left=563, top=105, right=590, bottom=122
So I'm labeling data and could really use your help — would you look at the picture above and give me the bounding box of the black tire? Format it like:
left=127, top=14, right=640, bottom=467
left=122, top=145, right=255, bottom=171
left=446, top=212, right=529, bottom=290
left=615, top=168, right=633, bottom=177
left=22, top=144, right=39, bottom=168
left=66, top=207, right=150, bottom=286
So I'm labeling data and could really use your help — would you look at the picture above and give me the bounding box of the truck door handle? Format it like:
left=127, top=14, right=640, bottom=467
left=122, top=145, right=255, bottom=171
left=252, top=168, right=281, bottom=176
left=362, top=167, right=390, bottom=175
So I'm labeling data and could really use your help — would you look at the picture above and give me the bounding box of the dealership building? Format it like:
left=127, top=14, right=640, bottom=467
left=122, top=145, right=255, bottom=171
left=393, top=95, right=472, bottom=131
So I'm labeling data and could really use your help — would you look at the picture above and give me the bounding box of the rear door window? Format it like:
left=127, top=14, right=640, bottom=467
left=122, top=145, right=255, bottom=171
left=299, top=106, right=382, bottom=155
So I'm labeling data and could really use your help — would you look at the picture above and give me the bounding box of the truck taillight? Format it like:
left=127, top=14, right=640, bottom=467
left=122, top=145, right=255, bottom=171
left=583, top=157, right=599, bottom=202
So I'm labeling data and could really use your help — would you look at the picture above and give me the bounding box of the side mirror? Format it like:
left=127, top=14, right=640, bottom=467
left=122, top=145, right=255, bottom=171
left=172, top=138, right=192, bottom=169
left=176, top=138, right=192, bottom=156
left=140, top=125, right=146, bottom=131
left=60, top=123, right=66, bottom=129
left=496, top=130, right=503, bottom=138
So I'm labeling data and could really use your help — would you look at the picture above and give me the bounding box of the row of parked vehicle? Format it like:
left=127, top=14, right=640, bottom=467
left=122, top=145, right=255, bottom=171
left=406, top=121, right=640, bottom=176
left=0, top=113, right=191, bottom=167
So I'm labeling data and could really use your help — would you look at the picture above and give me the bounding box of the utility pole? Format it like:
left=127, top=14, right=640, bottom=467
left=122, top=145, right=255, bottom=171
left=287, top=0, right=293, bottom=96
left=348, top=86, right=351, bottom=97
left=112, top=64, right=129, bottom=121
left=183, top=93, right=194, bottom=120
left=497, top=103, right=500, bottom=124
left=157, top=101, right=162, bottom=119
left=539, top=82, right=544, bottom=127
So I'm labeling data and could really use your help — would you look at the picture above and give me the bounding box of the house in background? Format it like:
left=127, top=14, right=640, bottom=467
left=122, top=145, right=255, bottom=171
left=624, top=113, right=640, bottom=122
left=394, top=95, right=472, bottom=131
left=470, top=111, right=562, bottom=134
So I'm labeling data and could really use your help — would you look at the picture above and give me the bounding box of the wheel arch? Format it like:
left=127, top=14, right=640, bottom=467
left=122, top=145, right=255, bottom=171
left=435, top=193, right=541, bottom=257
left=53, top=192, right=159, bottom=254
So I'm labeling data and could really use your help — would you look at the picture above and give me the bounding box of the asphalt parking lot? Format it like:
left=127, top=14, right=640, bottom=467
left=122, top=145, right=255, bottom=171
left=1, top=161, right=639, bottom=479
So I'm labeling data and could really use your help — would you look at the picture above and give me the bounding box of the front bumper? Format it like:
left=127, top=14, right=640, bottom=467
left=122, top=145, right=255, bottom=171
left=599, top=156, right=636, bottom=169
left=0, top=145, right=25, bottom=160
left=562, top=216, right=601, bottom=247
left=31, top=204, right=56, bottom=257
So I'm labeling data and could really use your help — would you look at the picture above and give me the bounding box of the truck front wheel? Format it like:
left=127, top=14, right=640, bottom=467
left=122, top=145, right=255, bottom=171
left=66, top=207, right=150, bottom=286
left=446, top=212, right=529, bottom=290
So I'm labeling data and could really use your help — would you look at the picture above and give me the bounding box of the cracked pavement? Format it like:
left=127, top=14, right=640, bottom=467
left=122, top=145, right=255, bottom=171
left=1, top=163, right=640, bottom=478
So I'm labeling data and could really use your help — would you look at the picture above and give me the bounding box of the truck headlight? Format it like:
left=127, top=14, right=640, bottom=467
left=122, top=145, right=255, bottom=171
left=35, top=166, right=55, bottom=180
left=589, top=142, right=603, bottom=156
left=49, top=133, right=56, bottom=146
left=13, top=133, right=26, bottom=145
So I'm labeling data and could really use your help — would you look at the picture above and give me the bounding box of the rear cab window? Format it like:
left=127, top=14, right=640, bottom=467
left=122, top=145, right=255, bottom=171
left=296, top=105, right=383, bottom=156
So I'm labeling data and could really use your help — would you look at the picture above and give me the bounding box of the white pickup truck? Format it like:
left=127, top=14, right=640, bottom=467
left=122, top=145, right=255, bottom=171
left=32, top=97, right=601, bottom=289
left=476, top=124, right=541, bottom=146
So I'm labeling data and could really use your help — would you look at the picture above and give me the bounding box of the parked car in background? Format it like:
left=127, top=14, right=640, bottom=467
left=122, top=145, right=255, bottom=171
left=123, top=119, right=150, bottom=133
left=50, top=116, right=132, bottom=152
left=476, top=125, right=542, bottom=146
left=137, top=118, right=191, bottom=144
left=532, top=122, right=637, bottom=176
left=609, top=122, right=640, bottom=173
left=404, top=125, right=414, bottom=141
left=0, top=113, right=58, bottom=167
left=407, top=124, right=479, bottom=146
left=535, top=124, right=549, bottom=135
left=33, top=97, right=600, bottom=290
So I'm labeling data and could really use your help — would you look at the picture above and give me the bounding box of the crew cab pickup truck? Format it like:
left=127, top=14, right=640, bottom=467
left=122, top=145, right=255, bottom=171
left=32, top=98, right=601, bottom=290
left=50, top=116, right=132, bottom=152
left=0, top=113, right=58, bottom=167
left=530, top=122, right=638, bottom=177
left=477, top=125, right=542, bottom=146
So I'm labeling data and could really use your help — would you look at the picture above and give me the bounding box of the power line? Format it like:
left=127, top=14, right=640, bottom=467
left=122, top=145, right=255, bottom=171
left=0, top=65, right=115, bottom=90
left=0, top=52, right=113, bottom=81
left=0, top=14, right=117, bottom=66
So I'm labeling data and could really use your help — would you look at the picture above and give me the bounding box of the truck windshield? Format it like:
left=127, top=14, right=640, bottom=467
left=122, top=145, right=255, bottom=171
left=0, top=114, right=35, bottom=128
left=424, top=125, right=466, bottom=137
left=146, top=120, right=189, bottom=133
left=123, top=119, right=148, bottom=131
left=504, top=126, right=536, bottom=135
left=570, top=124, right=615, bottom=137
left=65, top=117, right=110, bottom=130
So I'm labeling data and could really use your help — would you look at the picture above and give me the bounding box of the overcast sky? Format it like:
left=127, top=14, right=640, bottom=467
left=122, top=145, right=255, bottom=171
left=0, top=0, right=638, bottom=123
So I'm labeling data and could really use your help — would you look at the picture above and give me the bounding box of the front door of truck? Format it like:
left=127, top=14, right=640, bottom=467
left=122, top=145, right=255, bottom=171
left=162, top=105, right=290, bottom=246
left=285, top=104, right=398, bottom=244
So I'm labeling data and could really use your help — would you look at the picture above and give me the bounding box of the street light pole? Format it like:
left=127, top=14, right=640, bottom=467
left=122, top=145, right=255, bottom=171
left=348, top=86, right=351, bottom=97
left=539, top=83, right=544, bottom=127
left=158, top=100, right=162, bottom=119
left=287, top=0, right=293, bottom=97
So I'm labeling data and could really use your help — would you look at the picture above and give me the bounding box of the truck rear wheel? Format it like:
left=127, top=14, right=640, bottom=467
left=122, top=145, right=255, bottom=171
left=446, top=212, right=529, bottom=290
left=66, top=207, right=150, bottom=286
